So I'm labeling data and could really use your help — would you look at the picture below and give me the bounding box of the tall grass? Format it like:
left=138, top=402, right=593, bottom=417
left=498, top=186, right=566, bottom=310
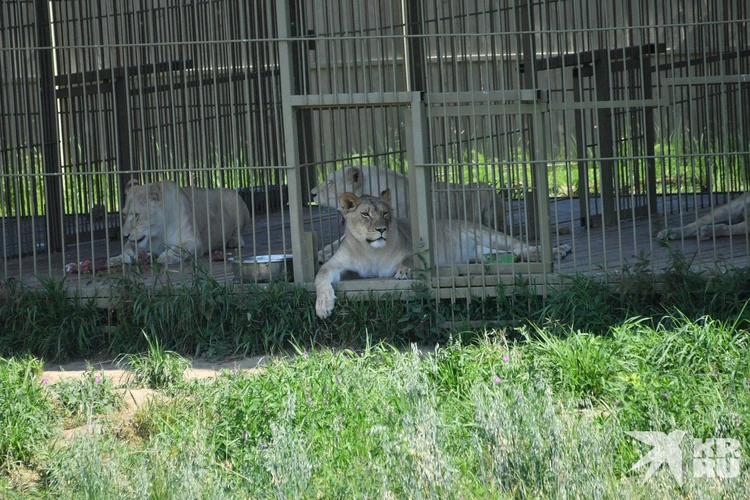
left=3, top=247, right=750, bottom=362
left=2, top=324, right=742, bottom=497
left=0, top=356, right=58, bottom=470
left=0, top=278, right=102, bottom=362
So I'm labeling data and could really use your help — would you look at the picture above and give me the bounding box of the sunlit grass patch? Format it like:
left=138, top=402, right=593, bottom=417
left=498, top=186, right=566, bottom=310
left=0, top=356, right=58, bottom=470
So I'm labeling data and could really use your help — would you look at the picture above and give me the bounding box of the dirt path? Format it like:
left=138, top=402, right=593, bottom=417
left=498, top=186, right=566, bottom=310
left=42, top=355, right=269, bottom=384
left=42, top=355, right=270, bottom=416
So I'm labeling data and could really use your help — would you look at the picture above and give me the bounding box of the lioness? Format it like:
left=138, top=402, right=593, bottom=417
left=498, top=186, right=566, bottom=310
left=310, top=165, right=507, bottom=230
left=315, top=189, right=572, bottom=319
left=109, top=179, right=251, bottom=265
left=657, top=192, right=750, bottom=241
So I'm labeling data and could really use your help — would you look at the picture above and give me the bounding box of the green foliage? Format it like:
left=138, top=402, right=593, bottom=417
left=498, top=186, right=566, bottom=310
left=526, top=315, right=750, bottom=476
left=108, top=270, right=445, bottom=360
left=0, top=278, right=102, bottom=362
left=52, top=367, right=123, bottom=424
left=117, top=333, right=190, bottom=389
left=16, top=325, right=750, bottom=496
left=0, top=356, right=58, bottom=469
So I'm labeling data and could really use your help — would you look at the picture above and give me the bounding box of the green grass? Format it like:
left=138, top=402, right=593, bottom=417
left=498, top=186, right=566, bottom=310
left=116, top=333, right=191, bottom=389
left=51, top=366, right=124, bottom=426
left=2, top=318, right=749, bottom=497
left=1, top=256, right=750, bottom=495
left=0, top=356, right=58, bottom=470
left=0, top=278, right=102, bottom=362
left=3, top=249, right=750, bottom=363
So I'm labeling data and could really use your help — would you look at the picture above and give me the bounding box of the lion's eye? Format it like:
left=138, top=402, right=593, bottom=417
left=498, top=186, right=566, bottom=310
left=361, top=212, right=370, bottom=219
left=383, top=211, right=389, bottom=217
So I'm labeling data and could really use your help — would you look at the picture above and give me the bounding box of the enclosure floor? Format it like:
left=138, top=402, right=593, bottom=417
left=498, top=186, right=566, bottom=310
left=2, top=198, right=748, bottom=295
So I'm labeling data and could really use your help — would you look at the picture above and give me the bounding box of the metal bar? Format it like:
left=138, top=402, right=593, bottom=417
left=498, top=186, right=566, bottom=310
left=288, top=91, right=416, bottom=108
left=278, top=0, right=315, bottom=283
left=34, top=0, right=63, bottom=253
left=595, top=56, right=617, bottom=226
left=407, top=92, right=432, bottom=280
left=424, top=89, right=546, bottom=103
left=426, top=103, right=549, bottom=117
left=664, top=75, right=750, bottom=85
left=548, top=98, right=666, bottom=110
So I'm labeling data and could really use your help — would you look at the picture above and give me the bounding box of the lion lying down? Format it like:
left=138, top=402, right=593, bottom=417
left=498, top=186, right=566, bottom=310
left=109, top=179, right=251, bottom=265
left=315, top=189, right=572, bottom=319
left=657, top=192, right=750, bottom=241
left=311, top=165, right=508, bottom=262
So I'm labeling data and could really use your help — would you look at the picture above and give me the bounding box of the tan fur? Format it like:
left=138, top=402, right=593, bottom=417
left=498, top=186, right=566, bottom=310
left=109, top=179, right=251, bottom=265
left=310, top=165, right=507, bottom=229
left=657, top=192, right=750, bottom=241
left=315, top=190, right=572, bottom=319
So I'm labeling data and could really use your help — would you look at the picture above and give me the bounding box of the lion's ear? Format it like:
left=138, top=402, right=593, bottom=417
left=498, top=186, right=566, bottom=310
left=124, top=179, right=140, bottom=196
left=345, top=166, right=363, bottom=188
left=380, top=188, right=391, bottom=204
left=147, top=183, right=163, bottom=203
left=339, top=192, right=360, bottom=214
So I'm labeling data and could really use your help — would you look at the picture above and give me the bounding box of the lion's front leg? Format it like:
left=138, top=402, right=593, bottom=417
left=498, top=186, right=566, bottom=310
left=109, top=243, right=138, bottom=265
left=514, top=243, right=572, bottom=262
left=157, top=241, right=198, bottom=265
left=317, top=236, right=343, bottom=264
left=156, top=248, right=184, bottom=265
left=658, top=224, right=696, bottom=241
left=698, top=220, right=750, bottom=240
left=314, top=263, right=342, bottom=319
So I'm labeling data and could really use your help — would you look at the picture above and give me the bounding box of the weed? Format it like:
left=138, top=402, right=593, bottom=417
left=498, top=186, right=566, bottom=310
left=51, top=366, right=123, bottom=426
left=0, top=278, right=101, bottom=362
left=116, top=332, right=190, bottom=389
left=0, top=356, right=58, bottom=469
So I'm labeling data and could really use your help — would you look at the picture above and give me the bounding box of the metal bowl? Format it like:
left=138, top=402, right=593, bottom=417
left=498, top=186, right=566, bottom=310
left=230, top=254, right=293, bottom=283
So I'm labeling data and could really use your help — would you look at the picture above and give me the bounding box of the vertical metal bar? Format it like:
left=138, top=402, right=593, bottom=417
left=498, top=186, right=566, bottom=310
left=289, top=0, right=316, bottom=202
left=404, top=0, right=425, bottom=92
left=408, top=92, right=432, bottom=281
left=278, top=0, right=315, bottom=283
left=517, top=0, right=539, bottom=240
left=594, top=57, right=616, bottom=226
left=34, top=0, right=63, bottom=253
left=533, top=98, right=552, bottom=272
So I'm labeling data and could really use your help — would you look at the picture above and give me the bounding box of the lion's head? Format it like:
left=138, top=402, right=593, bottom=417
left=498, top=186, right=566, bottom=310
left=120, top=180, right=168, bottom=254
left=339, top=189, right=394, bottom=249
left=311, top=166, right=365, bottom=209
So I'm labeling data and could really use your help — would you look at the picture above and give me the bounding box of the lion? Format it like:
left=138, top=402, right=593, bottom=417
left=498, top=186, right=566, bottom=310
left=311, top=165, right=508, bottom=262
left=315, top=189, right=572, bottom=319
left=311, top=165, right=507, bottom=229
left=109, top=179, right=251, bottom=265
left=657, top=192, right=750, bottom=241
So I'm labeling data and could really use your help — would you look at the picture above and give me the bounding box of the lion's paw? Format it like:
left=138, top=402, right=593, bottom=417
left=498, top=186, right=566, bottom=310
left=109, top=252, right=134, bottom=266
left=157, top=250, right=184, bottom=266
left=554, top=244, right=572, bottom=259
left=316, top=287, right=336, bottom=319
left=656, top=228, right=673, bottom=240
left=522, top=246, right=542, bottom=262
left=394, top=266, right=412, bottom=280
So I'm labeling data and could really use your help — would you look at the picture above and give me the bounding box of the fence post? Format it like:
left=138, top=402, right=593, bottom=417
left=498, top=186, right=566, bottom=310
left=278, top=0, right=316, bottom=284
left=34, top=0, right=63, bottom=252
left=407, top=93, right=432, bottom=286
left=288, top=0, right=316, bottom=204
left=114, top=75, right=133, bottom=200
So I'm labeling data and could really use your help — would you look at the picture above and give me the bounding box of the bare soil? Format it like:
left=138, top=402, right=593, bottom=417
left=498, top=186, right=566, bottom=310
left=42, top=355, right=270, bottom=439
